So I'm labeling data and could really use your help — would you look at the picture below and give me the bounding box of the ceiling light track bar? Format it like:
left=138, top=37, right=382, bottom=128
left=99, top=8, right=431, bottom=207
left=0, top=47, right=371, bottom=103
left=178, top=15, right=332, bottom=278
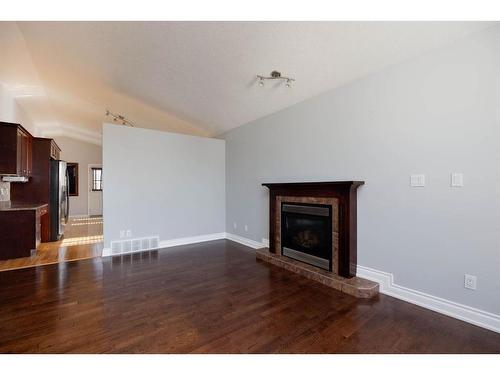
left=257, top=70, right=295, bottom=88
left=105, top=109, right=135, bottom=127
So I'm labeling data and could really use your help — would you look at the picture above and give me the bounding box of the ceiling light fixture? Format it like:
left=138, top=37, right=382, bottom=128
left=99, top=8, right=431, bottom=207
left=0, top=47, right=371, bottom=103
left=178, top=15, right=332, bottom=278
left=105, top=110, right=135, bottom=127
left=257, top=71, right=295, bottom=88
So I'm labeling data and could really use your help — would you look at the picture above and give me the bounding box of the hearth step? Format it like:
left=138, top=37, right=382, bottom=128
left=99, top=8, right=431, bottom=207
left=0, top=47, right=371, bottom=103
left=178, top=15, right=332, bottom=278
left=256, top=248, right=379, bottom=298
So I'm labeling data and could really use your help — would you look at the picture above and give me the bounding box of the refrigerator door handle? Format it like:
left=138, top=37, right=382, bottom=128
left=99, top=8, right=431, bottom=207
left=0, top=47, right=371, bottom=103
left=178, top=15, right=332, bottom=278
left=65, top=170, right=70, bottom=223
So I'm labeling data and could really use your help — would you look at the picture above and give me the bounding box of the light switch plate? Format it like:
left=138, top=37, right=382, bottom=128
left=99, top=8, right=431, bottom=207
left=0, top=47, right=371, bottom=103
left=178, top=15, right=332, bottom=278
left=451, top=173, right=464, bottom=187
left=410, top=174, right=425, bottom=187
left=464, top=274, right=477, bottom=290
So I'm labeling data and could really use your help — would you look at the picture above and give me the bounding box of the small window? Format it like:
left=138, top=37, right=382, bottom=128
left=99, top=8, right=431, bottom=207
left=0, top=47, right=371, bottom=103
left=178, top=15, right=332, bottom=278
left=67, top=163, right=79, bottom=196
left=91, top=167, right=103, bottom=191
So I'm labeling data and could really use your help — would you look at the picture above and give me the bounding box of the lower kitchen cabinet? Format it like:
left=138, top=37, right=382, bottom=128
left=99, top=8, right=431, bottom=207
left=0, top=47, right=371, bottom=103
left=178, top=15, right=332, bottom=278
left=0, top=203, right=48, bottom=260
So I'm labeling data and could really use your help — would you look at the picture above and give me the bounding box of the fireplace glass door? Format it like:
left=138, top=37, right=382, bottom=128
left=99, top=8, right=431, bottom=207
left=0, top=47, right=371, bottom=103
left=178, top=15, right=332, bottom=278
left=281, top=203, right=332, bottom=271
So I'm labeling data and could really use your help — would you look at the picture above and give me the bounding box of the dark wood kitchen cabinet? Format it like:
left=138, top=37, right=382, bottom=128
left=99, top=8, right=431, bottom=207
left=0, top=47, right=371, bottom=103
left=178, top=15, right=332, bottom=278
left=50, top=140, right=60, bottom=160
left=0, top=121, right=33, bottom=177
left=0, top=203, right=48, bottom=260
left=11, top=137, right=62, bottom=242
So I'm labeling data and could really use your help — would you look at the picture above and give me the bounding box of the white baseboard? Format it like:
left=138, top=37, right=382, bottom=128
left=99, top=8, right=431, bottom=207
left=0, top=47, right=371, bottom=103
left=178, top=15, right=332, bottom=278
left=159, top=232, right=226, bottom=248
left=357, top=265, right=500, bottom=333
left=225, top=232, right=266, bottom=249
left=102, top=232, right=226, bottom=257
left=69, top=214, right=90, bottom=218
left=102, top=248, right=111, bottom=256
left=104, top=232, right=263, bottom=256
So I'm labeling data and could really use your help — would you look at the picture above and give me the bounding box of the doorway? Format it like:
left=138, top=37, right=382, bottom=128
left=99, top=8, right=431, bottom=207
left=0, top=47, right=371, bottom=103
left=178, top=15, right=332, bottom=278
left=88, top=164, right=103, bottom=216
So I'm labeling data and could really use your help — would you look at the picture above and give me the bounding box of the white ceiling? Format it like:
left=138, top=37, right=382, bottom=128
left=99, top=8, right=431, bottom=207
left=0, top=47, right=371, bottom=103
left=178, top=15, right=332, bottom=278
left=1, top=21, right=497, bottom=142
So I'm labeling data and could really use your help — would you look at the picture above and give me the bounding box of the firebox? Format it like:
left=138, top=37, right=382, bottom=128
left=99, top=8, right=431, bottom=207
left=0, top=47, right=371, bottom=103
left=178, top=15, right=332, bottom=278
left=280, top=202, right=332, bottom=271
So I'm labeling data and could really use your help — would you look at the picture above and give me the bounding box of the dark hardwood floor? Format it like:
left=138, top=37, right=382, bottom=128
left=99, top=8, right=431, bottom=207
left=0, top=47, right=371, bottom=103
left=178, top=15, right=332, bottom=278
left=0, top=239, right=499, bottom=353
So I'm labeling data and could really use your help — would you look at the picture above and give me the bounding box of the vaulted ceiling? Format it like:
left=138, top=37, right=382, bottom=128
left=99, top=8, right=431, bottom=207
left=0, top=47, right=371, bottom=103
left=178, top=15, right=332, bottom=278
left=0, top=21, right=496, bottom=143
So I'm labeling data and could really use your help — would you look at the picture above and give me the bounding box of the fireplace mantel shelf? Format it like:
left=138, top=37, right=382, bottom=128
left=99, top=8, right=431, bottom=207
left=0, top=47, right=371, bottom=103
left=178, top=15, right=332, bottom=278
left=262, top=181, right=365, bottom=187
left=262, top=181, right=364, bottom=188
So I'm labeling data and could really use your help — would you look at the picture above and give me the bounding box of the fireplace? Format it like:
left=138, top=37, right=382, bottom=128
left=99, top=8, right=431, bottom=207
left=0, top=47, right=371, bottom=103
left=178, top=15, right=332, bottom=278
left=281, top=203, right=332, bottom=271
left=258, top=181, right=379, bottom=298
left=262, top=181, right=364, bottom=278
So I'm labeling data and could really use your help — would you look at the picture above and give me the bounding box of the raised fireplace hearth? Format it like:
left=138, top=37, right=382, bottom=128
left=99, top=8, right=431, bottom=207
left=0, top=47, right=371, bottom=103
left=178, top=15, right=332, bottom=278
left=259, top=181, right=379, bottom=298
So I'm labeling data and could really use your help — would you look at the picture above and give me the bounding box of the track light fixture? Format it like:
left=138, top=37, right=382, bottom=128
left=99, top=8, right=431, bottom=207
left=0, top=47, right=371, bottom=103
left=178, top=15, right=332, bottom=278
left=105, top=110, right=135, bottom=127
left=257, top=70, right=295, bottom=88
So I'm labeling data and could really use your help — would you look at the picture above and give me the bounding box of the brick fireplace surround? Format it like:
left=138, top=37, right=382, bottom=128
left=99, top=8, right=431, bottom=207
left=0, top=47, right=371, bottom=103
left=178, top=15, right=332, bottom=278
left=258, top=181, right=379, bottom=298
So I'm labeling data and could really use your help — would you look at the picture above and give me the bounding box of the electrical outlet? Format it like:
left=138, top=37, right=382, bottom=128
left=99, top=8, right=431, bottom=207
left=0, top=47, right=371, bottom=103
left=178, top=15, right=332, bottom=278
left=464, top=274, right=477, bottom=290
left=244, top=225, right=248, bottom=232
left=410, top=174, right=425, bottom=187
left=119, top=230, right=125, bottom=238
left=451, top=173, right=464, bottom=187
left=233, top=222, right=237, bottom=229
left=126, top=230, right=132, bottom=238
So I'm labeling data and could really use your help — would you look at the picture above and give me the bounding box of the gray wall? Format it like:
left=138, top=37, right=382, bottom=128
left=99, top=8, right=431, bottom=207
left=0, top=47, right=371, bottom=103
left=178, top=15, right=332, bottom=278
left=224, top=26, right=500, bottom=314
left=56, top=136, right=102, bottom=216
left=103, top=123, right=225, bottom=248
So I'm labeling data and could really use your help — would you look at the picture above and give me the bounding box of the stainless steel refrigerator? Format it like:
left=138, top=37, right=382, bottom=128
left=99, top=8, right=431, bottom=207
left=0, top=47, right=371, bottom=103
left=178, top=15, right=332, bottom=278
left=50, top=160, right=69, bottom=241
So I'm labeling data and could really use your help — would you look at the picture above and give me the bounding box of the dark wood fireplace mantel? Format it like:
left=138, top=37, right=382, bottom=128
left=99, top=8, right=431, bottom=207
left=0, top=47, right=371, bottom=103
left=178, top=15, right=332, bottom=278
left=262, top=181, right=364, bottom=278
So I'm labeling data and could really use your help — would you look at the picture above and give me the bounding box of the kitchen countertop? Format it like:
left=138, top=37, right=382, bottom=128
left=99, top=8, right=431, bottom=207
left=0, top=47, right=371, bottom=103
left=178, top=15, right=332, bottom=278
left=0, top=201, right=48, bottom=212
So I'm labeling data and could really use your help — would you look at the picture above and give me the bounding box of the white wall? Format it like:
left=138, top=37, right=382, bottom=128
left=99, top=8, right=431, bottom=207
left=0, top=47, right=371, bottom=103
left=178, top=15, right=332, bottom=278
left=103, top=123, right=225, bottom=250
left=55, top=136, right=103, bottom=216
left=224, top=26, right=500, bottom=317
left=0, top=84, right=35, bottom=133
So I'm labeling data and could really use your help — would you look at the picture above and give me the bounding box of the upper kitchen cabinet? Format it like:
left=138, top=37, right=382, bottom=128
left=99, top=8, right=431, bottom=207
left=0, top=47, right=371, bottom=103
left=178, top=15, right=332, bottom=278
left=0, top=122, right=33, bottom=178
left=50, top=139, right=61, bottom=160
